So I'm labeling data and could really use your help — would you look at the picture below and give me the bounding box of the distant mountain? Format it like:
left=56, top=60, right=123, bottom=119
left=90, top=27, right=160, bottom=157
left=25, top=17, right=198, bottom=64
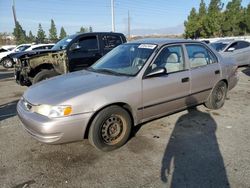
left=131, top=24, right=184, bottom=36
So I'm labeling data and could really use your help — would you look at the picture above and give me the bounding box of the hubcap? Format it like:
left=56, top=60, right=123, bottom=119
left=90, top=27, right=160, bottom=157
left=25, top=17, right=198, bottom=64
left=215, top=86, right=225, bottom=103
left=4, top=59, right=12, bottom=67
left=101, top=115, right=124, bottom=145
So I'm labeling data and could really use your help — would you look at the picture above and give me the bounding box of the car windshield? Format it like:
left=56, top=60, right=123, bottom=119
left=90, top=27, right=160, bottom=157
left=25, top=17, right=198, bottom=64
left=210, top=42, right=228, bottom=52
left=90, top=43, right=156, bottom=76
left=52, top=35, right=76, bottom=50
left=16, top=45, right=30, bottom=52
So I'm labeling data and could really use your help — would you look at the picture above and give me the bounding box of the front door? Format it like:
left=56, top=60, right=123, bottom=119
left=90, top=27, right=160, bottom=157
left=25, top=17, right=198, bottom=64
left=68, top=35, right=101, bottom=71
left=141, top=45, right=190, bottom=121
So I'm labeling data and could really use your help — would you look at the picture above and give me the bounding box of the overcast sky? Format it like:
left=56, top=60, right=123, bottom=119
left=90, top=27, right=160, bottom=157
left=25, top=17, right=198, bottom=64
left=0, top=0, right=249, bottom=35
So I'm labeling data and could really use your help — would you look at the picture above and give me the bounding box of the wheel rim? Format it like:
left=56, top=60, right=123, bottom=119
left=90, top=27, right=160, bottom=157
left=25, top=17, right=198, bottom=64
left=215, top=84, right=226, bottom=104
left=101, top=115, right=125, bottom=145
left=3, top=59, right=12, bottom=67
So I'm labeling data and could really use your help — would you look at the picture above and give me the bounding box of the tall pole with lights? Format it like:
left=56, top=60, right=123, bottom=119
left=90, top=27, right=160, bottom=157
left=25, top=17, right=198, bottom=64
left=111, top=0, right=115, bottom=32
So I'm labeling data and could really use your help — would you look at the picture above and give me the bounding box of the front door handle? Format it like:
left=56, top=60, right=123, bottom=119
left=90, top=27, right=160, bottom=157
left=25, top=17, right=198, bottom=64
left=215, top=70, right=220, bottom=74
left=181, top=77, right=190, bottom=83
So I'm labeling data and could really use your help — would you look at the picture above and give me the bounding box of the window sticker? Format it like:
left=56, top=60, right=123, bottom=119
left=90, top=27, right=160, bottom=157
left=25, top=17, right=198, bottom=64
left=138, top=44, right=157, bottom=49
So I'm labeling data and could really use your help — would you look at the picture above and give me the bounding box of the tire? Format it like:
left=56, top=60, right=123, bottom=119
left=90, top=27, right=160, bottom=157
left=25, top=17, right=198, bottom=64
left=88, top=105, right=132, bottom=151
left=205, top=81, right=227, bottom=109
left=33, top=69, right=59, bottom=84
left=2, top=58, right=14, bottom=68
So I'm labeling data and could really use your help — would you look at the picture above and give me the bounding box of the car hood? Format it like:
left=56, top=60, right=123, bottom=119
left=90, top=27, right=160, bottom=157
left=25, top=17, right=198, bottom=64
left=23, top=70, right=131, bottom=105
left=18, top=49, right=60, bottom=60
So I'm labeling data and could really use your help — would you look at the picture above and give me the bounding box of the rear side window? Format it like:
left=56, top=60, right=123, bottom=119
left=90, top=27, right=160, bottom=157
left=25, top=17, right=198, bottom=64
left=237, top=41, right=250, bottom=49
left=186, top=44, right=217, bottom=68
left=103, top=35, right=123, bottom=49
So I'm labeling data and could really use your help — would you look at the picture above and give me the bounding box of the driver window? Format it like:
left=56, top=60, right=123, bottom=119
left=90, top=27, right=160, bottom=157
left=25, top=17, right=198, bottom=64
left=150, top=45, right=185, bottom=74
left=74, top=36, right=98, bottom=51
left=226, top=42, right=237, bottom=51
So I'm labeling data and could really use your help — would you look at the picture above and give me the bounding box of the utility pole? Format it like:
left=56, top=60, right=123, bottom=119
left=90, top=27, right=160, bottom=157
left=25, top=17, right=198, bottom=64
left=128, top=11, right=130, bottom=40
left=111, top=0, right=115, bottom=32
left=12, top=0, right=17, bottom=26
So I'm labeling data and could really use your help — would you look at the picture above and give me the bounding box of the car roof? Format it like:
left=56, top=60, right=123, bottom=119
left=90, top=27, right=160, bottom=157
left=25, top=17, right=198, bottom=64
left=30, top=44, right=55, bottom=48
left=74, top=32, right=125, bottom=37
left=129, top=38, right=202, bottom=46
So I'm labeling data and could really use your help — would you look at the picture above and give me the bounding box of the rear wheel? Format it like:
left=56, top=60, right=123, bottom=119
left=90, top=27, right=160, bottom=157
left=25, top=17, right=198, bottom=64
left=205, top=81, right=227, bottom=109
left=33, top=69, right=59, bottom=84
left=2, top=58, right=14, bottom=68
left=88, top=106, right=132, bottom=151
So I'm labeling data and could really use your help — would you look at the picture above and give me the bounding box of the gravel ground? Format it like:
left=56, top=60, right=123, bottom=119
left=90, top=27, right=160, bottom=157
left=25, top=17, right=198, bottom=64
left=0, top=66, right=250, bottom=188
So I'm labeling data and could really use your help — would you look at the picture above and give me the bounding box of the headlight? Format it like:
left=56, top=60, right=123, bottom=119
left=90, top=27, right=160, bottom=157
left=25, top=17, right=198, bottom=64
left=13, top=58, right=18, bottom=63
left=33, top=104, right=72, bottom=118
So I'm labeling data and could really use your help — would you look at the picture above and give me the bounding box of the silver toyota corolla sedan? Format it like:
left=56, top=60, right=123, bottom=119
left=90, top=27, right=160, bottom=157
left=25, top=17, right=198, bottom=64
left=17, top=39, right=239, bottom=151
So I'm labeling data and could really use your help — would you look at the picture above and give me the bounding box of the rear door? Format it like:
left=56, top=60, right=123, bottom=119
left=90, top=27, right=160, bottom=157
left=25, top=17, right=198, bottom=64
left=141, top=44, right=190, bottom=120
left=185, top=44, right=221, bottom=103
left=68, top=35, right=100, bottom=71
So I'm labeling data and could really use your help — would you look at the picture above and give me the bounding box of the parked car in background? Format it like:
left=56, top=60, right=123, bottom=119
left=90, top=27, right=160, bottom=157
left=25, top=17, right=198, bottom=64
left=17, top=39, right=238, bottom=151
left=211, top=40, right=250, bottom=66
left=0, top=44, right=32, bottom=68
left=14, top=32, right=126, bottom=86
left=5, top=44, right=55, bottom=68
left=0, top=45, right=16, bottom=53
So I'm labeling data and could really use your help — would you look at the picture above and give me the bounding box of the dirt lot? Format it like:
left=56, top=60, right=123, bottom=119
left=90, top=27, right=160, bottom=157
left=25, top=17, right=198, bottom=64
left=0, top=66, right=250, bottom=188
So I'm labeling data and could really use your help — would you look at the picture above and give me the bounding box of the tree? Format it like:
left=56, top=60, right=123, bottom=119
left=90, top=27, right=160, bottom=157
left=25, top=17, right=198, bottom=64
left=204, top=0, right=223, bottom=37
left=222, top=0, right=244, bottom=36
left=245, top=3, right=250, bottom=33
left=37, top=23, right=46, bottom=43
left=79, top=26, right=88, bottom=33
left=49, top=19, right=58, bottom=42
left=184, top=8, right=199, bottom=39
left=27, top=31, right=35, bottom=43
left=59, top=27, right=67, bottom=39
left=197, top=0, right=207, bottom=38
left=13, top=21, right=27, bottom=44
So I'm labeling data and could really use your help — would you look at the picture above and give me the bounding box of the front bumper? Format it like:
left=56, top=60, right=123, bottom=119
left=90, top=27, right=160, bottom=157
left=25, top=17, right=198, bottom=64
left=17, top=100, right=93, bottom=144
left=14, top=65, right=32, bottom=86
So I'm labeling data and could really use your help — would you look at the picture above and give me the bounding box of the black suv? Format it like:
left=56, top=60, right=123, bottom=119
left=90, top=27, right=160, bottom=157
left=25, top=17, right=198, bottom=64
left=15, top=32, right=126, bottom=86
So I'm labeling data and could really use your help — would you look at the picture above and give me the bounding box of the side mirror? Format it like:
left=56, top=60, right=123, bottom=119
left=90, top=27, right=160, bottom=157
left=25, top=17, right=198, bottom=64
left=146, top=67, right=166, bottom=78
left=70, top=43, right=81, bottom=51
left=227, top=47, right=235, bottom=52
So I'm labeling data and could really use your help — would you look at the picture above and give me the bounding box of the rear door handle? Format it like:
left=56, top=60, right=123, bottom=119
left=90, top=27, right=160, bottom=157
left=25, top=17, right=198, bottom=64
left=181, top=77, right=189, bottom=83
left=215, top=70, right=220, bottom=74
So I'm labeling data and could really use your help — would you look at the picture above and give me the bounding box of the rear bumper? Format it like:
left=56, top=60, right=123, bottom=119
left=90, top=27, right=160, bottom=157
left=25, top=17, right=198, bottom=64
left=17, top=100, right=93, bottom=144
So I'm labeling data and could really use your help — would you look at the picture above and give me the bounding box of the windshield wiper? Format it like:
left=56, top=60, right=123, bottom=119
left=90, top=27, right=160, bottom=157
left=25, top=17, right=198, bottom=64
left=94, top=68, right=130, bottom=76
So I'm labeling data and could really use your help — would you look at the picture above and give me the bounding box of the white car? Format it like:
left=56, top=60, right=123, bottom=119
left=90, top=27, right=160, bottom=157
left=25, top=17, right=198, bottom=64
left=24, top=44, right=54, bottom=51
left=0, top=44, right=32, bottom=67
left=0, top=45, right=16, bottom=53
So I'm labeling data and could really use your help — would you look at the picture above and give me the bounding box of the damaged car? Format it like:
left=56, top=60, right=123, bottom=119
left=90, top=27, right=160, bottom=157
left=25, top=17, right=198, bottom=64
left=14, top=32, right=126, bottom=86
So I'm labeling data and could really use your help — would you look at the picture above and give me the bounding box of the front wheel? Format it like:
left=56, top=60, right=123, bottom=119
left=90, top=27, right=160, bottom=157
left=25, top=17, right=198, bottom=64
left=205, top=81, right=227, bottom=109
left=88, top=106, right=132, bottom=151
left=32, top=69, right=59, bottom=84
left=2, top=58, right=14, bottom=68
